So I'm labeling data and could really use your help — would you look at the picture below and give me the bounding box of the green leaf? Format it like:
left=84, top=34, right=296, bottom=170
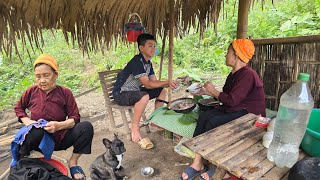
left=164, top=110, right=178, bottom=115
left=177, top=112, right=199, bottom=125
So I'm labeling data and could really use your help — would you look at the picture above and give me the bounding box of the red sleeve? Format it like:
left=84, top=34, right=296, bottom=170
left=64, top=88, right=80, bottom=123
left=14, top=87, right=32, bottom=122
left=218, top=71, right=254, bottom=107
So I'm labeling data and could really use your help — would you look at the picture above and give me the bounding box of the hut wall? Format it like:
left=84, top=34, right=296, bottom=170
left=250, top=35, right=320, bottom=111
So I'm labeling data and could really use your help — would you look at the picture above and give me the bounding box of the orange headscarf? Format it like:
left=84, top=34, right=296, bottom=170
left=232, top=39, right=255, bottom=63
left=33, top=54, right=59, bottom=73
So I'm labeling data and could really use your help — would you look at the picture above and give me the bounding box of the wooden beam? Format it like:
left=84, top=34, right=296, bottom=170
left=252, top=35, right=320, bottom=45
left=237, top=0, right=250, bottom=39
left=168, top=0, right=175, bottom=101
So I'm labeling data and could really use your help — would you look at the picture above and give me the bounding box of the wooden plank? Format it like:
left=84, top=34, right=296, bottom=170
left=298, top=61, right=320, bottom=64
left=241, top=158, right=275, bottom=180
left=281, top=173, right=289, bottom=180
left=221, top=141, right=266, bottom=173
left=260, top=151, right=307, bottom=180
left=202, top=127, right=264, bottom=161
left=183, top=113, right=257, bottom=150
left=191, top=118, right=258, bottom=154
left=259, top=167, right=289, bottom=180
left=231, top=148, right=268, bottom=177
left=211, top=131, right=265, bottom=165
left=0, top=118, right=17, bottom=128
left=0, top=168, right=10, bottom=180
left=184, top=114, right=256, bottom=147
left=0, top=135, right=14, bottom=146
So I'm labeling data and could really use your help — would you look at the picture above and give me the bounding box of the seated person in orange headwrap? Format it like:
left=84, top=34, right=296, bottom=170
left=14, top=54, right=93, bottom=180
left=180, top=39, right=266, bottom=180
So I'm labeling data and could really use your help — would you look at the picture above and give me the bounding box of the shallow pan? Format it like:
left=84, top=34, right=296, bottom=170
left=157, top=98, right=196, bottom=113
left=198, top=98, right=220, bottom=111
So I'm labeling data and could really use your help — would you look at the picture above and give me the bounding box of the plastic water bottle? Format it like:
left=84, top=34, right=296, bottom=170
left=267, top=73, right=314, bottom=168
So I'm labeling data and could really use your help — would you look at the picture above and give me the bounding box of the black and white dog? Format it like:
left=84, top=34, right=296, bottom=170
left=90, top=134, right=127, bottom=180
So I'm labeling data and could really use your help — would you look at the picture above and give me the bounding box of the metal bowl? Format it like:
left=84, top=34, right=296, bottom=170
left=140, top=166, right=154, bottom=177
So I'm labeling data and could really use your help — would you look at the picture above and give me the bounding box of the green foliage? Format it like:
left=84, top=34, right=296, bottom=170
left=248, top=0, right=320, bottom=37
left=0, top=62, right=33, bottom=109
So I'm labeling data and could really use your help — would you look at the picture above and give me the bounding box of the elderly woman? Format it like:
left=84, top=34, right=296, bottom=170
left=180, top=39, right=266, bottom=180
left=14, top=54, right=93, bottom=180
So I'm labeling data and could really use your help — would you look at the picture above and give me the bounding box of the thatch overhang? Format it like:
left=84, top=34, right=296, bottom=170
left=0, top=0, right=223, bottom=59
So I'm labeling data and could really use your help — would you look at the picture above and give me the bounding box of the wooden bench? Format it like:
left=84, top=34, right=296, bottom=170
left=98, top=69, right=150, bottom=140
left=183, top=113, right=306, bottom=180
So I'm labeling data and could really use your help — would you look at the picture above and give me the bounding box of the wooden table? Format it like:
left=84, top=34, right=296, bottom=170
left=183, top=113, right=306, bottom=180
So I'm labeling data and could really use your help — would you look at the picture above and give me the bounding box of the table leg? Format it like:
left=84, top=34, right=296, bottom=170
left=213, top=167, right=226, bottom=180
left=163, top=130, right=173, bottom=139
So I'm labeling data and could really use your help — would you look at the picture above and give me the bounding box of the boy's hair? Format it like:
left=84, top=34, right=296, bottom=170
left=137, top=33, right=156, bottom=47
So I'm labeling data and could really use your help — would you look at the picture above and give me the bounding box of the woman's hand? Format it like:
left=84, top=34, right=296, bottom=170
left=203, top=81, right=220, bottom=98
left=44, top=121, right=61, bottom=133
left=21, top=117, right=37, bottom=126
left=44, top=119, right=75, bottom=133
left=191, top=87, right=208, bottom=96
left=203, top=82, right=216, bottom=92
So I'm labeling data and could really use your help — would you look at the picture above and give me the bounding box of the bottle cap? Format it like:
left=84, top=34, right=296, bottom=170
left=298, top=73, right=310, bottom=81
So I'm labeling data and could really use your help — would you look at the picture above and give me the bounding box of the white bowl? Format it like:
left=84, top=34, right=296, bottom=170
left=187, top=83, right=201, bottom=94
left=141, top=167, right=154, bottom=177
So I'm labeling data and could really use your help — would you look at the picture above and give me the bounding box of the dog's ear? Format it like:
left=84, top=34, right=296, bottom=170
left=114, top=133, right=119, bottom=139
left=102, top=138, right=112, bottom=149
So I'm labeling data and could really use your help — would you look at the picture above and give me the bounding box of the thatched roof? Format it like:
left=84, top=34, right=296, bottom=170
left=0, top=0, right=223, bottom=58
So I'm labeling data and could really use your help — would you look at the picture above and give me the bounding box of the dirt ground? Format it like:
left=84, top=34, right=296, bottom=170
left=0, top=88, right=196, bottom=180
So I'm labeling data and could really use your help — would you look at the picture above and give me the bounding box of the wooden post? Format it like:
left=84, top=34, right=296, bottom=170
left=168, top=0, right=174, bottom=101
left=158, top=31, right=167, bottom=80
left=236, top=0, right=250, bottom=39
left=164, top=0, right=175, bottom=140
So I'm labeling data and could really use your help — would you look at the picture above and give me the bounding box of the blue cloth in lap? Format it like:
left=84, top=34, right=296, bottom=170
left=10, top=119, right=55, bottom=167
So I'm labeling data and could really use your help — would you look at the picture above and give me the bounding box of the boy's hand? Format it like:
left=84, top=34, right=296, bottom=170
left=169, top=81, right=178, bottom=90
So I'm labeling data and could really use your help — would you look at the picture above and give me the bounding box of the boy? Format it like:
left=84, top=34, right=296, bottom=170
left=112, top=33, right=177, bottom=143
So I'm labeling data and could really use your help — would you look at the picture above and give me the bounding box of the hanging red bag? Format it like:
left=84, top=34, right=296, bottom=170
left=124, top=13, right=146, bottom=42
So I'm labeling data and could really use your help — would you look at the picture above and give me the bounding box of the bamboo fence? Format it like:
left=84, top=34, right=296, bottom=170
left=251, top=35, right=320, bottom=110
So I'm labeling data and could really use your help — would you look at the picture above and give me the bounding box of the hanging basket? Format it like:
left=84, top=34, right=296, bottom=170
left=124, top=13, right=146, bottom=42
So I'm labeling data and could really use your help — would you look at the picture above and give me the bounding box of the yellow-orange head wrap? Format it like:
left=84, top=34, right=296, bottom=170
left=232, top=39, right=255, bottom=63
left=33, top=54, right=58, bottom=73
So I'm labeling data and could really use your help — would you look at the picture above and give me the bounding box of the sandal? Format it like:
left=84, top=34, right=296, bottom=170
left=180, top=166, right=207, bottom=180
left=70, top=166, right=86, bottom=180
left=138, top=137, right=154, bottom=150
left=199, top=169, right=215, bottom=180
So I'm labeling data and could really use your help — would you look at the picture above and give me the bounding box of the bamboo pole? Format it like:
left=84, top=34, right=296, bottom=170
left=168, top=0, right=174, bottom=102
left=158, top=30, right=167, bottom=80
left=252, top=35, right=320, bottom=45
left=163, top=0, right=175, bottom=140
left=236, top=0, right=250, bottom=39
